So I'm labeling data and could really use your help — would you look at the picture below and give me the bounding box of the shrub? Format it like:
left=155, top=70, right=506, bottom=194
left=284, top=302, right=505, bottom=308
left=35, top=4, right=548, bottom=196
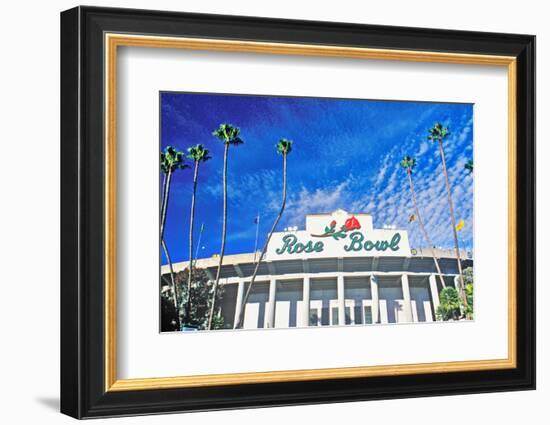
left=463, top=267, right=474, bottom=319
left=436, top=286, right=462, bottom=321
left=160, top=267, right=226, bottom=331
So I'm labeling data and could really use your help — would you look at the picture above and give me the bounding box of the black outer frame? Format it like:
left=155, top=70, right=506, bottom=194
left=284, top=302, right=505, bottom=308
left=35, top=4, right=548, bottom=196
left=60, top=5, right=536, bottom=419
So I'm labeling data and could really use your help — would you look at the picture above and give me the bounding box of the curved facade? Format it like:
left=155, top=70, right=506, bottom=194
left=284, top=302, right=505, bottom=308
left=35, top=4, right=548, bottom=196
left=162, top=210, right=473, bottom=329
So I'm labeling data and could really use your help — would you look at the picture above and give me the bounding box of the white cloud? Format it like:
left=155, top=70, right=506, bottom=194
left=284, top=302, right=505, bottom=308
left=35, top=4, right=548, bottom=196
left=204, top=168, right=280, bottom=209
left=417, top=141, right=429, bottom=156
left=349, top=115, right=474, bottom=249
left=283, top=182, right=350, bottom=226
left=200, top=111, right=474, bottom=250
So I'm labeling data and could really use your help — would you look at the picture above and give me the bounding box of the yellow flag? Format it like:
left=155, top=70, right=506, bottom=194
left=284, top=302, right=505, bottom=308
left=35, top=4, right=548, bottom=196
left=456, top=219, right=465, bottom=231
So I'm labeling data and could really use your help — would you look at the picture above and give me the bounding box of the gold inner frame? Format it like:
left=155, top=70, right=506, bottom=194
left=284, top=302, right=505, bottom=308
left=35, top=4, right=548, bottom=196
left=104, top=33, right=517, bottom=392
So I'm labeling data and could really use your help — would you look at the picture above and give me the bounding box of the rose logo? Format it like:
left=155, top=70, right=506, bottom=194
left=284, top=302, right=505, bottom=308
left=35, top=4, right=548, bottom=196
left=344, top=216, right=361, bottom=231
left=311, top=215, right=361, bottom=240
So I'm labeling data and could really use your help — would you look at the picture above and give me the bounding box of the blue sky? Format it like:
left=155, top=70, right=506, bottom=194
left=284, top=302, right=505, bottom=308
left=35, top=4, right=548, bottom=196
left=160, top=92, right=473, bottom=265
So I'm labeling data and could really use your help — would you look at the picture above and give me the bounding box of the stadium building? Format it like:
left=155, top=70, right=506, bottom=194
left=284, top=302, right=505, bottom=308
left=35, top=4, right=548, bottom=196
left=161, top=209, right=473, bottom=329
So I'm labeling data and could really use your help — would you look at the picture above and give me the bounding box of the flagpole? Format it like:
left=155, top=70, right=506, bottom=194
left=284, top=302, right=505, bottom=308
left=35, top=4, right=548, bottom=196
left=253, top=212, right=260, bottom=263
left=455, top=219, right=467, bottom=258
left=194, top=223, right=204, bottom=265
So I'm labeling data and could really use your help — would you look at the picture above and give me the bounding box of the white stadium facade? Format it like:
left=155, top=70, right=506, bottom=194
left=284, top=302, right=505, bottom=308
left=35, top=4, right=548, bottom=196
left=161, top=209, right=473, bottom=329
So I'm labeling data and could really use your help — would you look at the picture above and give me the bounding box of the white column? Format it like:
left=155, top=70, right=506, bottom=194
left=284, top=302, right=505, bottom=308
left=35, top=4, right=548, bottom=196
left=370, top=275, right=379, bottom=324
left=266, top=278, right=277, bottom=328
left=429, top=274, right=440, bottom=312
left=337, top=275, right=346, bottom=325
left=401, top=274, right=414, bottom=323
left=233, top=279, right=245, bottom=328
left=302, top=276, right=310, bottom=327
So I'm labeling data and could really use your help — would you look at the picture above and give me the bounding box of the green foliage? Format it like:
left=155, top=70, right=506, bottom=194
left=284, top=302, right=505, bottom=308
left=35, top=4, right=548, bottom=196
left=187, top=144, right=211, bottom=163
left=160, top=288, right=179, bottom=331
left=161, top=268, right=226, bottom=331
left=463, top=267, right=474, bottom=319
left=435, top=268, right=474, bottom=321
left=427, top=122, right=450, bottom=142
left=160, top=146, right=188, bottom=173
left=212, top=123, right=244, bottom=145
left=400, top=155, right=416, bottom=170
left=463, top=266, right=473, bottom=286
left=436, top=286, right=462, bottom=321
left=276, top=138, right=293, bottom=155
left=465, top=159, right=474, bottom=174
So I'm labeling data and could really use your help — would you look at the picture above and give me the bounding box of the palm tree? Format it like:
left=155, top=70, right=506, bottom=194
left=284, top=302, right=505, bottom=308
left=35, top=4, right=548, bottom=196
left=400, top=155, right=446, bottom=289
left=160, top=146, right=187, bottom=239
left=465, top=159, right=474, bottom=174
left=207, top=124, right=244, bottom=329
left=235, top=139, right=293, bottom=329
left=184, top=144, right=211, bottom=326
left=160, top=146, right=187, bottom=329
left=428, top=123, right=467, bottom=306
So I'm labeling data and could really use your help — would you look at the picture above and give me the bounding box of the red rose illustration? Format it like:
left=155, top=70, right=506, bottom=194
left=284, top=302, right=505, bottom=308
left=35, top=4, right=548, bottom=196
left=330, top=220, right=337, bottom=228
left=344, top=216, right=361, bottom=231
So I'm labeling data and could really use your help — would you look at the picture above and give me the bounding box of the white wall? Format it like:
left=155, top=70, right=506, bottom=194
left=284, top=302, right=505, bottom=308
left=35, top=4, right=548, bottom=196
left=0, top=0, right=545, bottom=424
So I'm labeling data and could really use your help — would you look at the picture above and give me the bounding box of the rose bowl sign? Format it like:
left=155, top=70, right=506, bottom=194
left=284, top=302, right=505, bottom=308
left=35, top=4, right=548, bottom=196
left=266, top=210, right=411, bottom=261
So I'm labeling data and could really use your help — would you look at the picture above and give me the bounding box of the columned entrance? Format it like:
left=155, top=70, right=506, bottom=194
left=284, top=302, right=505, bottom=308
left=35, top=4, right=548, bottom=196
left=230, top=272, right=455, bottom=329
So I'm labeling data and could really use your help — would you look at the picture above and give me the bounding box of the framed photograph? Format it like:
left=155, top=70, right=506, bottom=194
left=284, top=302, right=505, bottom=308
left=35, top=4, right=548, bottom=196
left=60, top=6, right=535, bottom=419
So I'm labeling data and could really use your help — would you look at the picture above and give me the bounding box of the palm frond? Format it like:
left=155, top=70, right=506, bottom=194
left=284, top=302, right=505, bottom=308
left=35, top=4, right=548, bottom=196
left=187, top=144, right=211, bottom=162
left=427, top=122, right=450, bottom=142
left=399, top=155, right=416, bottom=170
left=212, top=123, right=243, bottom=145
left=465, top=159, right=474, bottom=174
left=230, top=136, right=244, bottom=146
left=161, top=145, right=188, bottom=172
left=160, top=152, right=168, bottom=173
left=276, top=138, right=293, bottom=155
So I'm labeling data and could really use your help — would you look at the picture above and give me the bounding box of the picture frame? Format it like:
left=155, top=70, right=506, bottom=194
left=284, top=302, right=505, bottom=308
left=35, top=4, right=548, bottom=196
left=60, top=5, right=535, bottom=419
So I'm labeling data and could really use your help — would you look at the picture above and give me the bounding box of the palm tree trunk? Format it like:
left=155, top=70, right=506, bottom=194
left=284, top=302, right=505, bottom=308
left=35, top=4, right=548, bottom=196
left=161, top=238, right=180, bottom=330
left=235, top=153, right=287, bottom=329
left=407, top=168, right=446, bottom=289
left=185, top=160, right=199, bottom=326
left=160, top=167, right=172, bottom=239
left=208, top=143, right=229, bottom=329
left=160, top=168, right=179, bottom=329
left=437, top=139, right=467, bottom=306
left=161, top=172, right=167, bottom=217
